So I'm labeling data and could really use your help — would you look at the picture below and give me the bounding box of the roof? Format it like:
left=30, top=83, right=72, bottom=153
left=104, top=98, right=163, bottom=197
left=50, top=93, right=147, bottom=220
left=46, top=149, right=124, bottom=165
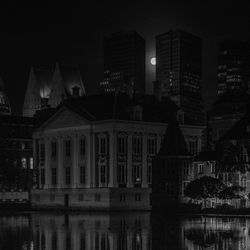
left=157, top=118, right=189, bottom=157
left=193, top=151, right=217, bottom=161
left=60, top=93, right=178, bottom=123
left=220, top=114, right=250, bottom=141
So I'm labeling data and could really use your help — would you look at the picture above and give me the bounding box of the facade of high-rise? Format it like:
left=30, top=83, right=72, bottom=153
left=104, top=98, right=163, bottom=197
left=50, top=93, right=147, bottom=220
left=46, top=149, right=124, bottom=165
left=217, top=41, right=249, bottom=95
left=101, top=31, right=145, bottom=93
left=210, top=41, right=250, bottom=144
left=155, top=30, right=205, bottom=126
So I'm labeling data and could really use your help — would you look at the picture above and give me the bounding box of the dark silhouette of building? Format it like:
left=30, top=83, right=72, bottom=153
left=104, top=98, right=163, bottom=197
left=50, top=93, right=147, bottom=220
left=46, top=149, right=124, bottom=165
left=0, top=77, right=11, bottom=115
left=217, top=41, right=249, bottom=95
left=23, top=62, right=86, bottom=117
left=155, top=30, right=205, bottom=126
left=101, top=31, right=145, bottom=93
left=152, top=118, right=192, bottom=210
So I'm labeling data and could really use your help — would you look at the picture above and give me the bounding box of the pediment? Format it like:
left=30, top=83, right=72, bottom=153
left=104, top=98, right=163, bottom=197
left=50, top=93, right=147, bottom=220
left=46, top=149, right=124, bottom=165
left=41, top=107, right=90, bottom=130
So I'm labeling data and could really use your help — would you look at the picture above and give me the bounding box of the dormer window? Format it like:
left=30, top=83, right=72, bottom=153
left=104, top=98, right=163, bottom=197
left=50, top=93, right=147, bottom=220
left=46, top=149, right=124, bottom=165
left=133, top=105, right=142, bottom=121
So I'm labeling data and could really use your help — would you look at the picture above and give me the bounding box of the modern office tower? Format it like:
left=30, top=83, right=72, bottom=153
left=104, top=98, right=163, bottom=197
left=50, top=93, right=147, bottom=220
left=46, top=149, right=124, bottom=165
left=155, top=30, right=205, bottom=125
left=101, top=31, right=145, bottom=93
left=217, top=41, right=249, bottom=95
left=23, top=63, right=86, bottom=117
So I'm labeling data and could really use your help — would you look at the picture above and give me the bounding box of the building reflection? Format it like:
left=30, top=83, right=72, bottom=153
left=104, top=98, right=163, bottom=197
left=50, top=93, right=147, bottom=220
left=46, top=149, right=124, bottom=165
left=1, top=213, right=250, bottom=250
left=30, top=213, right=151, bottom=250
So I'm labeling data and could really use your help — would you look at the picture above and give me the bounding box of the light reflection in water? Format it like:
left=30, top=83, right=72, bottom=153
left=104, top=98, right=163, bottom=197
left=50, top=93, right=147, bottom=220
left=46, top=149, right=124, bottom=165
left=0, top=214, right=249, bottom=250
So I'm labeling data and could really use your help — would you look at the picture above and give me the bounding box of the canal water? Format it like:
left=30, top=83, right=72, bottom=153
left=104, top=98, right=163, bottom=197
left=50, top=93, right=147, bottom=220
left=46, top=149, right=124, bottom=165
left=0, top=213, right=248, bottom=249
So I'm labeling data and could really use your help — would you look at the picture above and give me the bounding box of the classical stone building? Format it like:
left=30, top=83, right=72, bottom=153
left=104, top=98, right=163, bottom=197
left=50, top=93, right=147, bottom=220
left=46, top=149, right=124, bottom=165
left=31, top=93, right=204, bottom=210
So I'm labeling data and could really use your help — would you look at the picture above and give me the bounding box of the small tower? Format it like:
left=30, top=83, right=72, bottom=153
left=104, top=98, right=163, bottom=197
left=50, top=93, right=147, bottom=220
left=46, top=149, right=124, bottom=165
left=0, top=76, right=11, bottom=115
left=152, top=117, right=191, bottom=211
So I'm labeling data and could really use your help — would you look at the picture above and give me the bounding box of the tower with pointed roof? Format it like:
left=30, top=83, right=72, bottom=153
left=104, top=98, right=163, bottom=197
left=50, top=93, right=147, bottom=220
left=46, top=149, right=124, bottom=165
left=22, top=63, right=86, bottom=117
left=0, top=76, right=11, bottom=115
left=152, top=117, right=192, bottom=210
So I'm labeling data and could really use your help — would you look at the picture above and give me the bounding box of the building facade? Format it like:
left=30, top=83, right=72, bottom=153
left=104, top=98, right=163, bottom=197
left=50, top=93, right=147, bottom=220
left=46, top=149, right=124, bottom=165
left=102, top=31, right=146, bottom=93
left=155, top=30, right=205, bottom=126
left=23, top=63, right=86, bottom=117
left=217, top=40, right=249, bottom=96
left=31, top=93, right=204, bottom=210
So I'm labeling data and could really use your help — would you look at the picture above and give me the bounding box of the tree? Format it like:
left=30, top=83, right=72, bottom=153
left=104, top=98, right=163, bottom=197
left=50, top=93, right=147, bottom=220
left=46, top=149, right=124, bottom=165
left=184, top=176, right=225, bottom=208
left=219, top=185, right=245, bottom=201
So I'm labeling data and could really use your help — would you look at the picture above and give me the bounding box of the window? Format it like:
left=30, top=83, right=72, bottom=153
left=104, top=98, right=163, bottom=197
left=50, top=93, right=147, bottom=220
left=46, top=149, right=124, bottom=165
left=118, top=136, right=127, bottom=155
left=183, top=181, right=190, bottom=194
left=41, top=168, right=45, bottom=185
left=198, top=163, right=203, bottom=174
left=78, top=194, right=84, bottom=201
left=21, top=158, right=27, bottom=169
left=40, top=143, right=45, bottom=163
left=65, top=167, right=71, bottom=185
left=51, top=142, right=57, bottom=158
left=29, top=157, right=34, bottom=169
left=65, top=140, right=71, bottom=157
left=51, top=168, right=57, bottom=185
left=50, top=194, right=55, bottom=202
left=80, top=138, right=86, bottom=156
left=183, top=162, right=190, bottom=176
left=188, top=139, right=198, bottom=155
left=120, top=194, right=126, bottom=202
left=132, top=136, right=142, bottom=155
left=100, top=165, right=106, bottom=184
left=80, top=166, right=86, bottom=184
left=133, top=164, right=142, bottom=184
left=80, top=234, right=85, bottom=250
left=135, top=193, right=141, bottom=201
left=95, top=194, right=101, bottom=201
left=117, top=164, right=127, bottom=184
left=99, top=136, right=107, bottom=154
left=147, top=163, right=152, bottom=184
left=147, top=137, right=157, bottom=155
left=211, top=163, right=216, bottom=174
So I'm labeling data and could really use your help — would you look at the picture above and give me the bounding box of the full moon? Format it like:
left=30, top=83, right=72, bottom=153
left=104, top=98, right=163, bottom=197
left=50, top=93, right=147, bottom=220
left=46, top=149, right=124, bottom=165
left=150, top=57, right=156, bottom=65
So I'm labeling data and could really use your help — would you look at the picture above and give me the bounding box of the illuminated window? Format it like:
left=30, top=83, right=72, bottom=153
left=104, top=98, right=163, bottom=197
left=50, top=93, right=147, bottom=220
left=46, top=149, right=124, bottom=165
left=29, top=157, right=34, bottom=169
left=133, top=164, right=142, bottom=184
left=21, top=158, right=27, bottom=169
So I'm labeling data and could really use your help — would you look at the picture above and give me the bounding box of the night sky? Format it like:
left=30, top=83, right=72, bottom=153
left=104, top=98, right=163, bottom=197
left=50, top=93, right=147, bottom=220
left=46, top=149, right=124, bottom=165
left=1, top=1, right=250, bottom=115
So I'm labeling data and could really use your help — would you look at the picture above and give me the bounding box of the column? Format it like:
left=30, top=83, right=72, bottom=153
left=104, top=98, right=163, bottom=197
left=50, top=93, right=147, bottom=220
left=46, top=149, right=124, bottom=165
left=72, top=134, right=78, bottom=188
left=58, top=136, right=63, bottom=188
left=109, top=131, right=114, bottom=187
left=156, top=133, right=162, bottom=154
left=127, top=133, right=133, bottom=188
left=86, top=133, right=91, bottom=188
left=142, top=134, right=148, bottom=188
left=44, top=137, right=50, bottom=189
left=109, top=130, right=118, bottom=187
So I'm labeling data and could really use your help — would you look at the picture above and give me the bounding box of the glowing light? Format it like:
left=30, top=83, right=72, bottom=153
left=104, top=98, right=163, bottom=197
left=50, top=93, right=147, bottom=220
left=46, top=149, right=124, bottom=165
left=150, top=57, right=156, bottom=65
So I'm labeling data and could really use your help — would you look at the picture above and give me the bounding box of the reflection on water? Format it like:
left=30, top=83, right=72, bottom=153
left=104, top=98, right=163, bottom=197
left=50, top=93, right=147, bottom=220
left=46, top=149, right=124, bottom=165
left=0, top=213, right=249, bottom=250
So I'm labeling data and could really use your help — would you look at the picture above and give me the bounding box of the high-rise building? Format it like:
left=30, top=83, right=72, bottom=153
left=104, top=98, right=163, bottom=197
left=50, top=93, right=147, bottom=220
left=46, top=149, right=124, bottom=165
left=155, top=30, right=205, bottom=126
left=101, top=31, right=145, bottom=93
left=217, top=41, right=249, bottom=95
